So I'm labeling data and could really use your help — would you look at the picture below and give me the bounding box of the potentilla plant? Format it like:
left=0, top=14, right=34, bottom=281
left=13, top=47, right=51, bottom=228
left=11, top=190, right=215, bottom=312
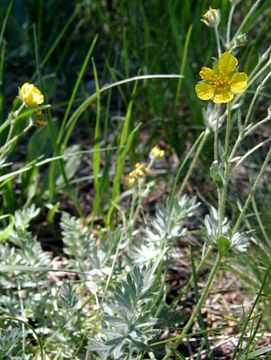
left=164, top=4, right=271, bottom=356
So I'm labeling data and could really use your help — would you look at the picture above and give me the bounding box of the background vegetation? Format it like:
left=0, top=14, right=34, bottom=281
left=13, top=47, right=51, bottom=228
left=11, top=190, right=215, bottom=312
left=1, top=0, right=271, bottom=358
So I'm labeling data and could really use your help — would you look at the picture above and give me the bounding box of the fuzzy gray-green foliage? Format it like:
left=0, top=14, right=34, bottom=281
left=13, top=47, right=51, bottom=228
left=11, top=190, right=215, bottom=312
left=0, top=195, right=198, bottom=358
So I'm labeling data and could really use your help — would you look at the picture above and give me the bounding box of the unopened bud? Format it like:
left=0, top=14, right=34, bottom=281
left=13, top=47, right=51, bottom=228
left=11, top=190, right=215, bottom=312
left=233, top=33, right=247, bottom=48
left=202, top=8, right=221, bottom=28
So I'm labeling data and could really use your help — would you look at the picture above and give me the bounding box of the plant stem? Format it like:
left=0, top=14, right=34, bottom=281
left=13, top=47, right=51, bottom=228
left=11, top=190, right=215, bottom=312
left=226, top=4, right=235, bottom=48
left=0, top=103, right=25, bottom=161
left=128, top=158, right=154, bottom=229
left=214, top=105, right=220, bottom=161
left=166, top=251, right=222, bottom=356
left=224, top=103, right=231, bottom=153
left=232, top=0, right=262, bottom=44
left=244, top=71, right=271, bottom=129
left=214, top=26, right=221, bottom=57
left=252, top=197, right=271, bottom=250
left=232, top=145, right=271, bottom=236
left=248, top=45, right=271, bottom=83
left=219, top=103, right=231, bottom=234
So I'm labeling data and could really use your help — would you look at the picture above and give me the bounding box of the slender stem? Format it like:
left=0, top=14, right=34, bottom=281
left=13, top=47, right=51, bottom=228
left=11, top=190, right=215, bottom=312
left=229, top=115, right=271, bottom=163
left=17, top=280, right=26, bottom=356
left=249, top=51, right=271, bottom=85
left=229, top=133, right=242, bottom=161
left=167, top=251, right=222, bottom=354
left=128, top=185, right=138, bottom=228
left=244, top=71, right=271, bottom=129
left=233, top=138, right=271, bottom=170
left=219, top=103, right=232, bottom=234
left=224, top=103, right=231, bottom=153
left=178, top=129, right=209, bottom=197
left=129, top=158, right=154, bottom=228
left=226, top=5, right=235, bottom=48
left=214, top=105, right=220, bottom=161
left=0, top=103, right=25, bottom=161
left=0, top=121, right=32, bottom=156
left=232, top=0, right=262, bottom=44
left=214, top=26, right=221, bottom=57
left=252, top=197, right=271, bottom=250
left=0, top=316, right=44, bottom=358
left=245, top=116, right=270, bottom=137
left=232, top=146, right=271, bottom=236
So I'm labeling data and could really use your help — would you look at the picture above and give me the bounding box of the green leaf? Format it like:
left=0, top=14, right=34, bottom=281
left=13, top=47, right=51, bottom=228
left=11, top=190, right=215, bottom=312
left=216, top=235, right=231, bottom=253
left=0, top=214, right=14, bottom=242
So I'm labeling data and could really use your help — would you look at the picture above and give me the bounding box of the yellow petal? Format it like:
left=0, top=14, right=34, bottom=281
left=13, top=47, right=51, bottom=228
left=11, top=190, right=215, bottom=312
left=195, top=83, right=215, bottom=100
left=19, top=82, right=44, bottom=106
left=230, top=72, right=248, bottom=93
left=213, top=89, right=234, bottom=104
left=218, top=52, right=238, bottom=75
left=19, top=83, right=34, bottom=98
left=199, top=67, right=215, bottom=81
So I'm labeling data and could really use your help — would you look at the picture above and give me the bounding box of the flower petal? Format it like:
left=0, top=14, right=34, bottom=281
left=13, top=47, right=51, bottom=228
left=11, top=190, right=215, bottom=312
left=195, top=83, right=215, bottom=100
left=218, top=52, right=238, bottom=75
left=213, top=89, right=234, bottom=104
left=230, top=72, right=248, bottom=93
left=199, top=67, right=215, bottom=81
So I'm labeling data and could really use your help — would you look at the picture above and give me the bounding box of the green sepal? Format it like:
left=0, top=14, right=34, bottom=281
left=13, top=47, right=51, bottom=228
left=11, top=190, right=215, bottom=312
left=216, top=235, right=230, bottom=253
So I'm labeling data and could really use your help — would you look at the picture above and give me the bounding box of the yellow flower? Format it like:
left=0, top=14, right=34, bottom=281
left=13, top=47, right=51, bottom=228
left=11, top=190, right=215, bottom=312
left=202, top=8, right=221, bottom=27
left=19, top=82, right=44, bottom=106
left=195, top=52, right=248, bottom=104
left=127, top=162, right=150, bottom=186
left=150, top=146, right=165, bottom=160
left=134, top=162, right=149, bottom=177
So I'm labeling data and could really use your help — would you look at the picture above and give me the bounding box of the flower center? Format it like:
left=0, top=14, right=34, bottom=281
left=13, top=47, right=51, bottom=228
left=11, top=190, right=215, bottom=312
left=212, top=74, right=229, bottom=89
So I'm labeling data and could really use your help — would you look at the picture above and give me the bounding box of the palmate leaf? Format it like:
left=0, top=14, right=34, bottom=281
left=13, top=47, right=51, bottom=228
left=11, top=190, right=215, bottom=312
left=61, top=211, right=95, bottom=258
left=130, top=195, right=200, bottom=265
left=145, top=194, right=200, bottom=242
left=204, top=206, right=252, bottom=253
left=0, top=329, right=23, bottom=357
left=13, top=205, right=40, bottom=232
left=88, top=265, right=160, bottom=359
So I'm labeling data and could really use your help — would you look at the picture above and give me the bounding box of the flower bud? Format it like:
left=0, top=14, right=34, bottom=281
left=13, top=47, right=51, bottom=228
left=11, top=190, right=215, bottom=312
left=232, top=33, right=247, bottom=48
left=202, top=8, right=221, bottom=28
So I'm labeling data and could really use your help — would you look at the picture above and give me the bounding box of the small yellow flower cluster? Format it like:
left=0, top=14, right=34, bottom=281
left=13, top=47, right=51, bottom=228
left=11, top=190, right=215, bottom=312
left=19, top=82, right=44, bottom=106
left=128, top=162, right=150, bottom=186
left=150, top=145, right=165, bottom=160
